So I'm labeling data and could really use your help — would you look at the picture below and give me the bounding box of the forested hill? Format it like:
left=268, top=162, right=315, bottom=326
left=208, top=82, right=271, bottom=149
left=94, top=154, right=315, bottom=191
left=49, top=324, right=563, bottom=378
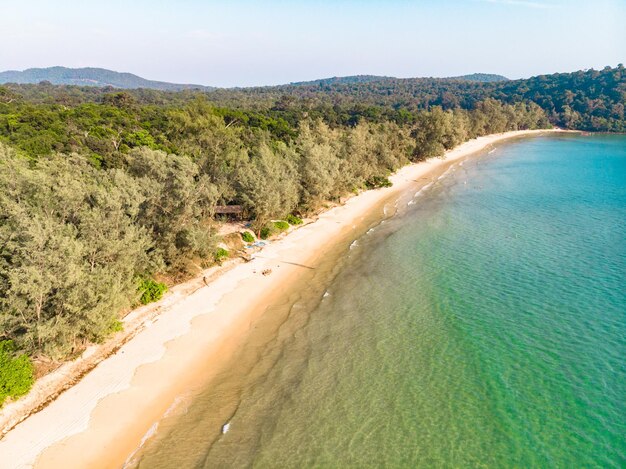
left=0, top=67, right=505, bottom=91
left=289, top=75, right=394, bottom=86
left=0, top=67, right=212, bottom=91
left=2, top=65, right=623, bottom=131
left=448, top=73, right=509, bottom=82
left=203, top=65, right=624, bottom=131
left=289, top=73, right=507, bottom=86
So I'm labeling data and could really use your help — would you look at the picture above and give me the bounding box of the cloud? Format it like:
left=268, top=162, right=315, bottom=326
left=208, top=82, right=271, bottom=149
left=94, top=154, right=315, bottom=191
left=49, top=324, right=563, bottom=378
left=481, top=0, right=556, bottom=8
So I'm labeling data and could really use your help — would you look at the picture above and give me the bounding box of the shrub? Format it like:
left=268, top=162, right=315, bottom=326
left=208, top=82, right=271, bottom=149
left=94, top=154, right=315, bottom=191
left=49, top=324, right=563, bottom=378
left=241, top=231, right=255, bottom=243
left=286, top=214, right=303, bottom=225
left=259, top=225, right=274, bottom=239
left=214, top=247, right=229, bottom=263
left=365, top=175, right=393, bottom=189
left=138, top=278, right=168, bottom=305
left=0, top=341, right=35, bottom=406
left=274, top=220, right=290, bottom=231
left=259, top=221, right=291, bottom=239
left=108, top=319, right=124, bottom=334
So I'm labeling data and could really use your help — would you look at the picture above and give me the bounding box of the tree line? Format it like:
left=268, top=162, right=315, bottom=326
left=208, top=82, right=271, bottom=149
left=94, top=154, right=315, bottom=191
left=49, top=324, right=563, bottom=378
left=3, top=65, right=622, bottom=131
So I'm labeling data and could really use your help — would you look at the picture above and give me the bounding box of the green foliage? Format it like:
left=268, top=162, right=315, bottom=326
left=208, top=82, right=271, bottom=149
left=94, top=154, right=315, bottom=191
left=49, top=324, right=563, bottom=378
left=0, top=146, right=156, bottom=358
left=214, top=247, right=229, bottom=263
left=123, top=129, right=157, bottom=149
left=241, top=231, right=255, bottom=243
left=366, top=176, right=392, bottom=189
left=274, top=220, right=290, bottom=231
left=296, top=120, right=341, bottom=209
left=258, top=220, right=290, bottom=239
left=259, top=226, right=274, bottom=240
left=138, top=278, right=167, bottom=305
left=108, top=319, right=124, bottom=334
left=125, top=147, right=219, bottom=275
left=0, top=341, right=35, bottom=406
left=236, top=141, right=300, bottom=229
left=286, top=214, right=303, bottom=225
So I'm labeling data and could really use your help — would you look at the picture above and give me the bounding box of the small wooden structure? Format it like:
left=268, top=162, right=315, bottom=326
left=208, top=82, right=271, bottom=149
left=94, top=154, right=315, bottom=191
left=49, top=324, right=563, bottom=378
left=215, top=205, right=244, bottom=220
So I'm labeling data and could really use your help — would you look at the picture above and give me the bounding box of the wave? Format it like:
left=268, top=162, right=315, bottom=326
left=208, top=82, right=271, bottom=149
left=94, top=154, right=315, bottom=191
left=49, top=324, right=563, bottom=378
left=438, top=166, right=454, bottom=181
left=222, top=421, right=231, bottom=434
left=123, top=422, right=159, bottom=468
left=412, top=182, right=434, bottom=202
left=164, top=396, right=186, bottom=417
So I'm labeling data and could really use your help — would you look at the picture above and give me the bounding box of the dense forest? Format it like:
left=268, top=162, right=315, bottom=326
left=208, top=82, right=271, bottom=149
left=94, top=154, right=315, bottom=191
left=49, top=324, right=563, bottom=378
left=204, top=65, right=624, bottom=131
left=0, top=65, right=623, bottom=403
left=2, top=65, right=623, bottom=130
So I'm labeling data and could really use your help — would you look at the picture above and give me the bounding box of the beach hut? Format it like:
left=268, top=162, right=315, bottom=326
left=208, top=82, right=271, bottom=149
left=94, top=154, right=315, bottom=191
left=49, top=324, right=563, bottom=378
left=215, top=204, right=244, bottom=220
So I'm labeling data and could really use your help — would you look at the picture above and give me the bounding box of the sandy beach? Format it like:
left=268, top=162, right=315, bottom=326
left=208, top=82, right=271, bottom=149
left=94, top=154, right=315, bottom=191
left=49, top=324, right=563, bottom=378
left=0, top=129, right=564, bottom=469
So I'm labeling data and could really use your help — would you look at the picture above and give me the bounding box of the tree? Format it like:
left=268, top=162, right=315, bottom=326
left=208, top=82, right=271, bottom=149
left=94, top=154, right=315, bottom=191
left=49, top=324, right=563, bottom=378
left=125, top=147, right=220, bottom=275
left=296, top=120, right=341, bottom=209
left=411, top=108, right=448, bottom=160
left=236, top=140, right=299, bottom=230
left=0, top=146, right=154, bottom=357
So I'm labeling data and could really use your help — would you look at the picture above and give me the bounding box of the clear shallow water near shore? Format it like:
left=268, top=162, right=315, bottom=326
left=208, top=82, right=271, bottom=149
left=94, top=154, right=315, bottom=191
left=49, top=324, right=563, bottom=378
left=133, top=134, right=626, bottom=468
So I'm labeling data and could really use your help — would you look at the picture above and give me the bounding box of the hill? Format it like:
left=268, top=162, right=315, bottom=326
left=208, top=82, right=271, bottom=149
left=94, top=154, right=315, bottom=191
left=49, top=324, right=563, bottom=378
left=0, top=66, right=213, bottom=91
left=290, top=73, right=507, bottom=87
left=0, top=68, right=508, bottom=92
left=448, top=73, right=508, bottom=82
left=1, top=66, right=623, bottom=131
left=290, top=75, right=393, bottom=86
left=203, top=66, right=623, bottom=131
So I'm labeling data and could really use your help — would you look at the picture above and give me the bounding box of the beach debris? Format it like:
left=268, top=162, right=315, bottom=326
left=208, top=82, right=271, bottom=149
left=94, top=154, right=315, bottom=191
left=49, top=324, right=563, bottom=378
left=262, top=269, right=272, bottom=276
left=239, top=253, right=254, bottom=262
left=222, top=422, right=231, bottom=434
left=245, top=241, right=269, bottom=249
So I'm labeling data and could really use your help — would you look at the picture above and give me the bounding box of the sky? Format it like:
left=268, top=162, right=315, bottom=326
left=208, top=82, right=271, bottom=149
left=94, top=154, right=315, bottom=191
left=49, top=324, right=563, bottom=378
left=1, top=0, right=625, bottom=87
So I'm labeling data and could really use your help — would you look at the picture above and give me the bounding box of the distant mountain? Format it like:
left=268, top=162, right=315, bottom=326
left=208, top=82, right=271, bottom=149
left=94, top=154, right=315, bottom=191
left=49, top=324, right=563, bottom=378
left=448, top=73, right=509, bottom=82
left=290, top=73, right=508, bottom=87
left=0, top=67, right=214, bottom=91
left=290, top=75, right=393, bottom=86
left=0, top=68, right=509, bottom=91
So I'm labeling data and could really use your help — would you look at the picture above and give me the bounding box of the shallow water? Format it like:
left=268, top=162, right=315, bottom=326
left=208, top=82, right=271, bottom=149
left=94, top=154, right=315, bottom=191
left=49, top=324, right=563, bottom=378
left=133, top=134, right=626, bottom=468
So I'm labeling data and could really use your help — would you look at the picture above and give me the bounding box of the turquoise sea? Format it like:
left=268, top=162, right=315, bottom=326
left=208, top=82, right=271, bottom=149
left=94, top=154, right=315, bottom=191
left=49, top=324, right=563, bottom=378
left=134, top=134, right=626, bottom=468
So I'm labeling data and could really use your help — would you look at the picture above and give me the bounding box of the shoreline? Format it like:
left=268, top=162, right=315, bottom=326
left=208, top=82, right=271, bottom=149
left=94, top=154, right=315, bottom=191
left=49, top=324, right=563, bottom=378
left=0, top=129, right=567, bottom=468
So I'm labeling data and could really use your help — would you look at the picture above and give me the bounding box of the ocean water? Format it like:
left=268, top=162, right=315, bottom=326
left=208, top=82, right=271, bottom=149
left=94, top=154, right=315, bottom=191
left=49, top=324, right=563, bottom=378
left=133, top=134, right=626, bottom=468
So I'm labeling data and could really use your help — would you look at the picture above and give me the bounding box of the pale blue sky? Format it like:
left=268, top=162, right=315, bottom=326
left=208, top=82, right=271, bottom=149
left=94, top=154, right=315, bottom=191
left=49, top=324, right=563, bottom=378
left=1, top=0, right=624, bottom=86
